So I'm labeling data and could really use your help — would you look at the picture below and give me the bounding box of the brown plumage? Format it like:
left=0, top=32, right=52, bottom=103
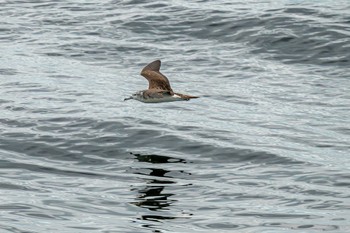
left=124, top=60, right=198, bottom=103
left=140, top=60, right=198, bottom=100
left=140, top=60, right=173, bottom=93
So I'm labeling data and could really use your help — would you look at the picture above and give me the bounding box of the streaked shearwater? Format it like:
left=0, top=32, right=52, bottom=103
left=124, top=60, right=199, bottom=103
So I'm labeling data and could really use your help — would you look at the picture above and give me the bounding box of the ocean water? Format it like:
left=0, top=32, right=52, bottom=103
left=1, top=0, right=350, bottom=232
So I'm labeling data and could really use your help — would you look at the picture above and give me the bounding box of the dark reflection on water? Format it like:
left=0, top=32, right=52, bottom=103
left=133, top=153, right=187, bottom=164
left=130, top=152, right=192, bottom=230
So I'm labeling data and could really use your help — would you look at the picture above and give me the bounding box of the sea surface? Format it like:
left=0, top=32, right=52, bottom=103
left=1, top=0, right=350, bottom=232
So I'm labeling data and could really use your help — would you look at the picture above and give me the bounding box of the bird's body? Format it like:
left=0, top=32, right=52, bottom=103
left=129, top=90, right=183, bottom=103
left=124, top=60, right=198, bottom=103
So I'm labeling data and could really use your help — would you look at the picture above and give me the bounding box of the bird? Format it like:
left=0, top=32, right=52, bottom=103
left=124, top=60, right=199, bottom=103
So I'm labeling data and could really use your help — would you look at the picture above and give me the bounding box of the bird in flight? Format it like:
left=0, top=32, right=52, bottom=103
left=124, top=60, right=199, bottom=103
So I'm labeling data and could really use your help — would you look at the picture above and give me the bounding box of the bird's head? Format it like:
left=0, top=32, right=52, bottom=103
left=124, top=91, right=143, bottom=101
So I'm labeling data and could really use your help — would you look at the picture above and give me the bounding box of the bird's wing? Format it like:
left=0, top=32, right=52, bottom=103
left=140, top=60, right=173, bottom=92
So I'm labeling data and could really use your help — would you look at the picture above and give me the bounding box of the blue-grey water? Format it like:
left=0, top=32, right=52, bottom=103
left=1, top=1, right=350, bottom=232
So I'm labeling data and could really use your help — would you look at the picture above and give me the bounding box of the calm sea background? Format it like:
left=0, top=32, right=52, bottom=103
left=1, top=0, right=350, bottom=232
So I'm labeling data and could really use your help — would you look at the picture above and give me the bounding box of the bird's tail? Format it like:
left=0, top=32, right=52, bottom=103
left=175, top=93, right=199, bottom=100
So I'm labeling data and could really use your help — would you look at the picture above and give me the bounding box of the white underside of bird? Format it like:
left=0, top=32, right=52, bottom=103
left=125, top=91, right=184, bottom=103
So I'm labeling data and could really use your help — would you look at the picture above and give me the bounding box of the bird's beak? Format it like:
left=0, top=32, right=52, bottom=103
left=124, top=97, right=132, bottom=101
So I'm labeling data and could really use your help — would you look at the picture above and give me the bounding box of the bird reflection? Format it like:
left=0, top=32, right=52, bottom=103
left=129, top=152, right=191, bottom=227
left=134, top=153, right=186, bottom=164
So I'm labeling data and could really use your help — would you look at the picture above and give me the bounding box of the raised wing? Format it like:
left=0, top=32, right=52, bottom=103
left=140, top=60, right=173, bottom=92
